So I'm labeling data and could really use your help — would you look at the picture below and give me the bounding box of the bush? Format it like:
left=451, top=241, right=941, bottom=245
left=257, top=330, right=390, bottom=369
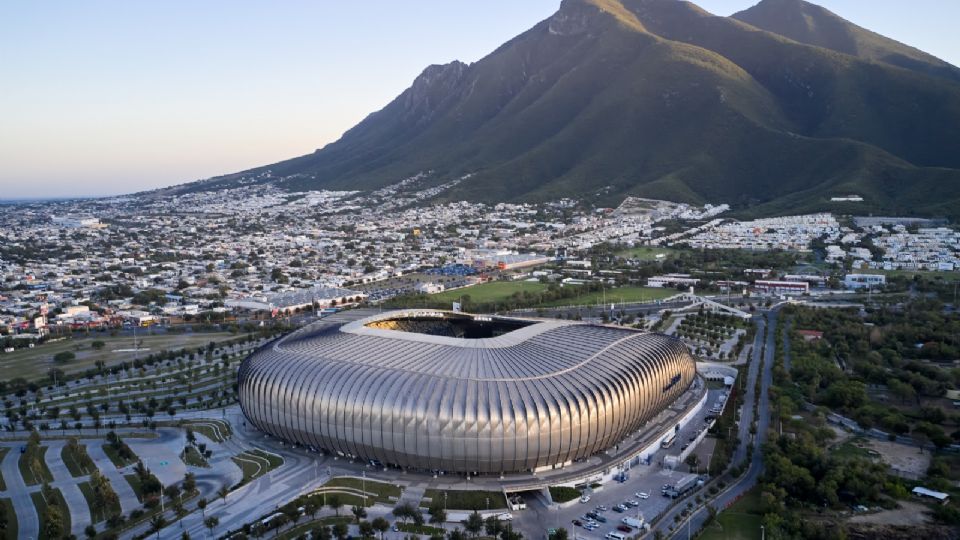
left=549, top=486, right=581, bottom=503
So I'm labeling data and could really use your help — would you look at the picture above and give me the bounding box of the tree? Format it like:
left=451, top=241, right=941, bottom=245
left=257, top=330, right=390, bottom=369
left=328, top=494, right=343, bottom=516
left=217, top=485, right=229, bottom=504
left=92, top=340, right=106, bottom=351
left=85, top=524, right=98, bottom=539
left=150, top=514, right=167, bottom=539
left=428, top=503, right=447, bottom=525
left=313, top=525, right=333, bottom=540
left=54, top=351, right=76, bottom=363
left=372, top=517, right=390, bottom=540
left=332, top=522, right=349, bottom=540
left=352, top=504, right=368, bottom=523
left=447, top=528, right=468, bottom=540
left=183, top=472, right=197, bottom=493
left=204, top=515, right=219, bottom=537
left=685, top=453, right=700, bottom=472
left=462, top=512, right=483, bottom=537
left=359, top=520, right=376, bottom=539
left=197, top=497, right=207, bottom=517
left=284, top=504, right=302, bottom=526
left=484, top=516, right=503, bottom=537
left=551, top=528, right=569, bottom=540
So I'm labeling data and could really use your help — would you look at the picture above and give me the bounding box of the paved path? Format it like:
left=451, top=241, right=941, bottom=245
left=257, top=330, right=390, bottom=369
left=1, top=445, right=39, bottom=540
left=87, top=444, right=142, bottom=516
left=43, top=439, right=93, bottom=537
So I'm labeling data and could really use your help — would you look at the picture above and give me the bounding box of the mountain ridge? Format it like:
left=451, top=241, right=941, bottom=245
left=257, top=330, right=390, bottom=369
left=168, top=0, right=960, bottom=219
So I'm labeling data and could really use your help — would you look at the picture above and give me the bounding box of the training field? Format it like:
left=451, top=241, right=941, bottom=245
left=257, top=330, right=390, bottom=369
left=428, top=281, right=677, bottom=308
left=0, top=331, right=238, bottom=381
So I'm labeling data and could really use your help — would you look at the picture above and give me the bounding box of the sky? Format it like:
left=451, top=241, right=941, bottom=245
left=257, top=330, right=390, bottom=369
left=1, top=0, right=958, bottom=199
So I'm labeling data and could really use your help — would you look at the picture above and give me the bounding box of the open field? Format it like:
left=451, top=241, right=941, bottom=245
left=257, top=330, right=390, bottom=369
left=856, top=268, right=960, bottom=280
left=616, top=247, right=677, bottom=260
left=0, top=331, right=238, bottom=381
left=699, top=488, right=763, bottom=540
left=429, top=281, right=548, bottom=304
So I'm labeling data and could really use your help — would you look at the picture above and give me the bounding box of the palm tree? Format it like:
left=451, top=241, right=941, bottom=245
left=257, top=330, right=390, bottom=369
left=328, top=494, right=343, bottom=517
left=217, top=485, right=229, bottom=504
left=150, top=514, right=167, bottom=539
left=352, top=505, right=368, bottom=523
left=204, top=515, right=219, bottom=538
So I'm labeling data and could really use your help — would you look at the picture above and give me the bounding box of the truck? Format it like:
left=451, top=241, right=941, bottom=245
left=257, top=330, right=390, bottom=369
left=621, top=516, right=645, bottom=529
left=665, top=474, right=699, bottom=499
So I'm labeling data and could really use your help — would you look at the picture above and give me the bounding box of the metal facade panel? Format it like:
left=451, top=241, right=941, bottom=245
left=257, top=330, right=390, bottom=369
left=238, top=312, right=697, bottom=473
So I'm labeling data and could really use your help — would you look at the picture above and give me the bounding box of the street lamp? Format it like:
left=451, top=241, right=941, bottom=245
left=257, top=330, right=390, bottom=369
left=761, top=525, right=765, bottom=540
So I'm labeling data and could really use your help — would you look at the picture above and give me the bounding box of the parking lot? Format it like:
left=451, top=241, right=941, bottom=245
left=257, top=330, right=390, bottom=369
left=517, top=387, right=726, bottom=540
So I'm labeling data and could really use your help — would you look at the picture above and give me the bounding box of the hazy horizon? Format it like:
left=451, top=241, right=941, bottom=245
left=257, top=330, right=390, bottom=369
left=2, top=0, right=958, bottom=199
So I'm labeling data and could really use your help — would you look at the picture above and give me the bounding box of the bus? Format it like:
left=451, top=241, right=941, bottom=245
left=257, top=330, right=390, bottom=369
left=661, top=432, right=677, bottom=449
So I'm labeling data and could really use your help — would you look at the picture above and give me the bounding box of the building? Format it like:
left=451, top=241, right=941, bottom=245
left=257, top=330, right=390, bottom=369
left=752, top=280, right=809, bottom=295
left=225, top=285, right=366, bottom=314
left=647, top=274, right=700, bottom=288
left=844, top=274, right=886, bottom=290
left=238, top=309, right=697, bottom=475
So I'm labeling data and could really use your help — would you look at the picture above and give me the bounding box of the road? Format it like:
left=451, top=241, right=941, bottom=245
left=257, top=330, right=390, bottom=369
left=650, top=308, right=779, bottom=538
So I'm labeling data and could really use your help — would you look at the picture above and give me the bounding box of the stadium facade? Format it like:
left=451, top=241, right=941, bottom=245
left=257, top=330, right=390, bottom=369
left=238, top=309, right=696, bottom=474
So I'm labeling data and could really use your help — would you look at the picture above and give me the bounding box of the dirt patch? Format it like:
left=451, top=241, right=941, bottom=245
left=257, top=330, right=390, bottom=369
left=848, top=501, right=931, bottom=526
left=846, top=523, right=958, bottom=540
left=864, top=439, right=931, bottom=477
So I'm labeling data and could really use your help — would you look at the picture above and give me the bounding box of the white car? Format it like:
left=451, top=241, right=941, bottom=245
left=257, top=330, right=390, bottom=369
left=580, top=495, right=591, bottom=503
left=636, top=492, right=649, bottom=499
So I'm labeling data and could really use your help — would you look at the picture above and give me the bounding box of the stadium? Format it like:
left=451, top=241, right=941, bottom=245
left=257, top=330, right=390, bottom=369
left=238, top=309, right=697, bottom=475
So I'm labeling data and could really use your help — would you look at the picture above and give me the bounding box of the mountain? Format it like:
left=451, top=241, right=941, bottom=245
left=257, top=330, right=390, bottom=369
left=732, top=0, right=960, bottom=83
left=181, top=0, right=960, bottom=219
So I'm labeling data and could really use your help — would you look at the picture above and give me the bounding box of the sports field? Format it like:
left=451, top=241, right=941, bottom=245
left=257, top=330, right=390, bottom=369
left=429, top=281, right=549, bottom=304
left=0, top=331, right=237, bottom=382
left=428, top=281, right=676, bottom=308
left=616, top=247, right=677, bottom=260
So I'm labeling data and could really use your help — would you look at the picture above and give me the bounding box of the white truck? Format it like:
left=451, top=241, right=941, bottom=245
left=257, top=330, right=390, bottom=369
left=621, top=516, right=645, bottom=529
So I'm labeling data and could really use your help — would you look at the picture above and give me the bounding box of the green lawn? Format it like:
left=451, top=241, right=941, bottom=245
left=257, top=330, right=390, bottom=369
left=549, top=486, right=581, bottom=503
left=31, top=488, right=71, bottom=540
left=616, top=246, right=677, bottom=260
left=124, top=473, right=147, bottom=502
left=422, top=489, right=507, bottom=510
left=102, top=443, right=138, bottom=468
left=231, top=449, right=284, bottom=485
left=397, top=522, right=446, bottom=535
left=78, top=480, right=122, bottom=523
left=323, top=476, right=402, bottom=503
left=538, top=286, right=677, bottom=308
left=61, top=441, right=97, bottom=477
left=182, top=420, right=232, bottom=443
left=0, top=331, right=238, bottom=382
left=0, top=498, right=16, bottom=540
left=0, top=448, right=7, bottom=490
left=181, top=445, right=209, bottom=468
left=275, top=516, right=352, bottom=540
left=430, top=281, right=549, bottom=304
left=19, top=446, right=54, bottom=486
left=831, top=440, right=879, bottom=461
left=699, top=488, right=763, bottom=540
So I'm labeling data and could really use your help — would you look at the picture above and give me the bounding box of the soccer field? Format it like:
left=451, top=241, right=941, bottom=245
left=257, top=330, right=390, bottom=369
left=429, top=281, right=549, bottom=304
left=428, top=282, right=677, bottom=309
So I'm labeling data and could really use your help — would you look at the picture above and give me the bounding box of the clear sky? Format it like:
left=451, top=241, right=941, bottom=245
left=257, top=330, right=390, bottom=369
left=1, top=0, right=957, bottom=199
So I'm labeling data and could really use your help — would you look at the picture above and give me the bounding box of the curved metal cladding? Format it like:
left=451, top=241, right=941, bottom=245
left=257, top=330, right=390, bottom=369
left=238, top=311, right=696, bottom=474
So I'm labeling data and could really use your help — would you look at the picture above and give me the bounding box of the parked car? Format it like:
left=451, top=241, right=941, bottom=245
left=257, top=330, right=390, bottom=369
left=580, top=495, right=591, bottom=503
left=595, top=505, right=608, bottom=512
left=594, top=514, right=608, bottom=523
left=617, top=525, right=633, bottom=533
left=636, top=492, right=650, bottom=500
left=613, top=505, right=627, bottom=513
left=573, top=520, right=583, bottom=527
